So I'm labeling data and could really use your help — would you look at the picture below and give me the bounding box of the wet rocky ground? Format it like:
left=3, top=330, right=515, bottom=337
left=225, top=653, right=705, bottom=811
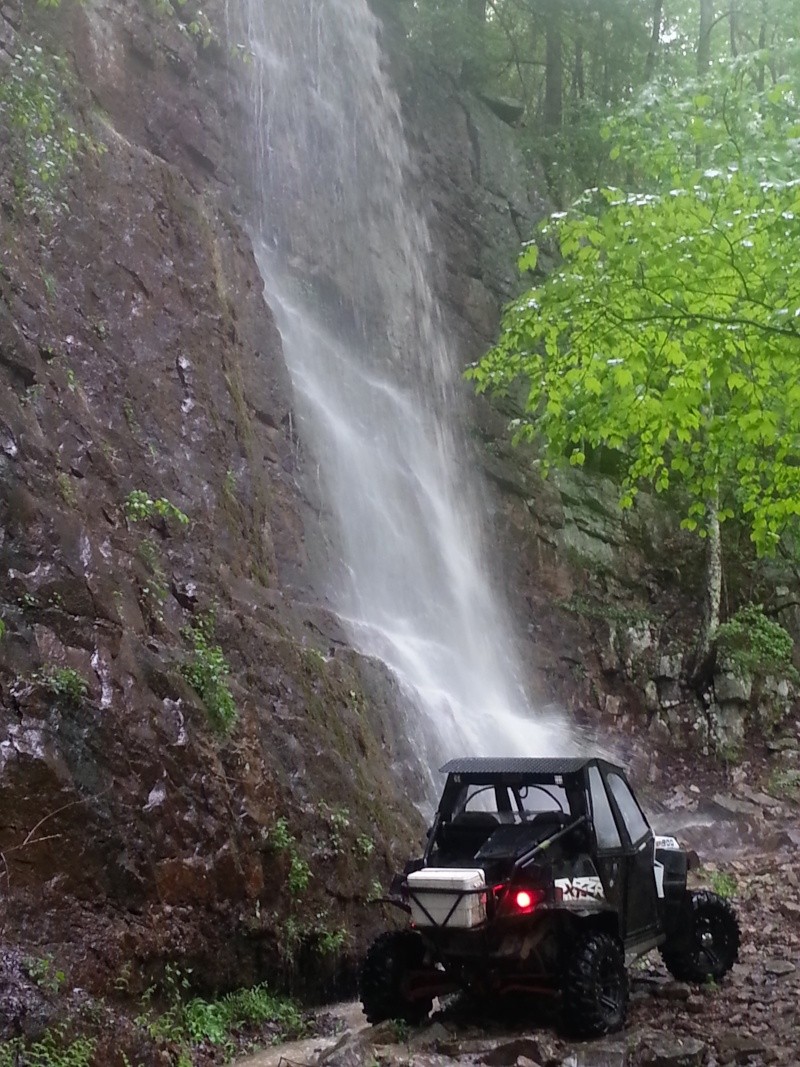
left=237, top=809, right=800, bottom=1067
left=1, top=784, right=797, bottom=1066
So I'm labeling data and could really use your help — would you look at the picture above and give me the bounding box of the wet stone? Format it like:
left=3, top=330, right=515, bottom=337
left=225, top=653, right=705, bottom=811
left=640, top=1037, right=706, bottom=1067
left=716, top=1033, right=769, bottom=1065
left=482, top=1038, right=555, bottom=1066
left=763, top=959, right=796, bottom=976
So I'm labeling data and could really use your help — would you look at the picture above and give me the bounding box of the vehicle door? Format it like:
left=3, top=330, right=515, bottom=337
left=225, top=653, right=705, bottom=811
left=604, top=770, right=661, bottom=945
left=586, top=765, right=626, bottom=922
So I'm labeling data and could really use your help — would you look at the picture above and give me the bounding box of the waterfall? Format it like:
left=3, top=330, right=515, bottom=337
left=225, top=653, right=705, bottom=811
left=238, top=0, right=567, bottom=794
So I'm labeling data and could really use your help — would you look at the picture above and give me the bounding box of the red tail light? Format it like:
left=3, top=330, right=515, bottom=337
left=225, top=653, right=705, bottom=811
left=501, top=887, right=545, bottom=915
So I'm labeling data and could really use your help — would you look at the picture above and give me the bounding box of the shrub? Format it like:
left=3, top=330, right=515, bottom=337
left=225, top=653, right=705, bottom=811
left=715, top=603, right=798, bottom=682
left=36, top=666, right=88, bottom=706
left=0, top=43, right=94, bottom=214
left=124, top=489, right=189, bottom=527
left=180, top=615, right=237, bottom=733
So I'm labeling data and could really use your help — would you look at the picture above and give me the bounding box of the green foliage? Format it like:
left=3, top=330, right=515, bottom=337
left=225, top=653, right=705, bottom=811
left=403, top=1, right=800, bottom=196
left=0, top=620, right=5, bottom=640
left=35, top=666, right=88, bottom=706
left=715, top=604, right=797, bottom=681
left=267, top=817, right=312, bottom=898
left=470, top=60, right=800, bottom=561
left=180, top=614, right=237, bottom=733
left=710, top=871, right=737, bottom=899
left=268, top=815, right=294, bottom=851
left=319, top=804, right=351, bottom=853
left=767, top=768, right=800, bottom=800
left=0, top=1028, right=94, bottom=1067
left=137, top=539, right=169, bottom=626
left=390, top=1019, right=410, bottom=1044
left=151, top=0, right=219, bottom=49
left=276, top=912, right=347, bottom=966
left=0, top=43, right=94, bottom=214
left=25, top=955, right=66, bottom=994
left=354, top=833, right=375, bottom=858
left=56, top=473, right=76, bottom=507
left=137, top=966, right=305, bottom=1059
left=124, top=489, right=189, bottom=527
left=314, top=923, right=347, bottom=957
left=558, top=595, right=655, bottom=629
left=366, top=878, right=383, bottom=903
left=287, top=852, right=312, bottom=896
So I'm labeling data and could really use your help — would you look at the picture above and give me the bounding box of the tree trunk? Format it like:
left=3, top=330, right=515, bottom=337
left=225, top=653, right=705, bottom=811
left=692, top=489, right=723, bottom=689
left=756, top=0, right=767, bottom=91
left=729, top=0, right=739, bottom=57
left=573, top=34, right=585, bottom=102
left=543, top=0, right=563, bottom=135
left=644, top=0, right=663, bottom=80
left=697, top=0, right=713, bottom=75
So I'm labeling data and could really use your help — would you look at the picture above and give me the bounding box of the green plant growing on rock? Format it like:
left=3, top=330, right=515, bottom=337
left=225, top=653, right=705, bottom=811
left=0, top=1027, right=94, bottom=1067
left=35, top=666, right=88, bottom=706
left=0, top=43, right=93, bottom=215
left=709, top=871, right=737, bottom=900
left=316, top=924, right=347, bottom=957
left=137, top=539, right=170, bottom=626
left=25, top=954, right=66, bottom=994
left=56, top=472, right=77, bottom=506
left=267, top=817, right=312, bottom=898
left=767, top=768, right=800, bottom=801
left=150, top=0, right=219, bottom=49
left=325, top=805, right=351, bottom=853
left=180, top=614, right=237, bottom=733
left=355, top=833, right=375, bottom=858
left=715, top=604, right=798, bottom=683
left=124, top=489, right=189, bottom=528
left=136, top=965, right=304, bottom=1060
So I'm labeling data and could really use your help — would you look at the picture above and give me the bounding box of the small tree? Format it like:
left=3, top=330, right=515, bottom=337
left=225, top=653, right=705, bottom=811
left=469, top=55, right=800, bottom=671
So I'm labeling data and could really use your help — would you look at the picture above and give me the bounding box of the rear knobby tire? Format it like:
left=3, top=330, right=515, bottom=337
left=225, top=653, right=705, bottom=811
left=359, top=930, right=432, bottom=1025
left=660, top=889, right=740, bottom=983
left=562, top=930, right=629, bottom=1037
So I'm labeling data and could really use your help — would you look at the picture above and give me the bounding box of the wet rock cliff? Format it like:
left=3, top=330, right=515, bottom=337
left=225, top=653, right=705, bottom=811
left=0, top=0, right=422, bottom=1004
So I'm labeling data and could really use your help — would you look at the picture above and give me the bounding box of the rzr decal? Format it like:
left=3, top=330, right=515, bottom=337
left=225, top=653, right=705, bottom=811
left=554, top=876, right=606, bottom=902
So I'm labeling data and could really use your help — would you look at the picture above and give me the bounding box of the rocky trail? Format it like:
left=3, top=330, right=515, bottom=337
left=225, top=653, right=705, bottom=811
left=238, top=801, right=800, bottom=1067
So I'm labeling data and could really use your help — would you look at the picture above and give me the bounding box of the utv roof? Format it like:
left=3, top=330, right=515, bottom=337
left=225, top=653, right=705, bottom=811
left=440, top=757, right=623, bottom=776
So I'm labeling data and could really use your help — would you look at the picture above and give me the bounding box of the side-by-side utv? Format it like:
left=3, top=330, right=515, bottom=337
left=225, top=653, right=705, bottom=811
left=361, top=757, right=740, bottom=1037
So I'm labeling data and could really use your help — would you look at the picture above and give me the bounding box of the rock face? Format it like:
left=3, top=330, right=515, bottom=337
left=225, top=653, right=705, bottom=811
left=0, top=0, right=422, bottom=999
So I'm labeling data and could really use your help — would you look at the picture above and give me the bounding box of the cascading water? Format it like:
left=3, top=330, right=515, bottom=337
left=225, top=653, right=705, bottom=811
left=238, top=0, right=567, bottom=793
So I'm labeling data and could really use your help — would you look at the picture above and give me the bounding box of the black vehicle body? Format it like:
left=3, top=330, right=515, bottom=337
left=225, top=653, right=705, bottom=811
left=361, top=757, right=740, bottom=1036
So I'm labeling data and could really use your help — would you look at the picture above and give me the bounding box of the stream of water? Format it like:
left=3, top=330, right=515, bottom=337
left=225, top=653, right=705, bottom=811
left=238, top=0, right=566, bottom=791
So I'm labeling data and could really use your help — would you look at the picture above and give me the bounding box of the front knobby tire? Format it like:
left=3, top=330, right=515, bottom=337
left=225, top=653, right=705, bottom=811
left=660, top=889, right=740, bottom=983
left=359, top=930, right=432, bottom=1025
left=562, top=930, right=629, bottom=1037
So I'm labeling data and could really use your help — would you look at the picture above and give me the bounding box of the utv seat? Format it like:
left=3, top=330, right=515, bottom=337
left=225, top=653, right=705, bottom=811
left=527, top=811, right=570, bottom=835
left=438, top=811, right=502, bottom=857
left=475, top=811, right=571, bottom=862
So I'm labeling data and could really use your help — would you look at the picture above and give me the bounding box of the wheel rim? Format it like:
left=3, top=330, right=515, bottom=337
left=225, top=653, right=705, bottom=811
left=597, top=954, right=624, bottom=1020
left=695, top=910, right=735, bottom=975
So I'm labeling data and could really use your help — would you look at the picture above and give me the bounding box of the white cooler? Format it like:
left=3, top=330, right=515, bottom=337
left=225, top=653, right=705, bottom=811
left=406, top=867, right=487, bottom=928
